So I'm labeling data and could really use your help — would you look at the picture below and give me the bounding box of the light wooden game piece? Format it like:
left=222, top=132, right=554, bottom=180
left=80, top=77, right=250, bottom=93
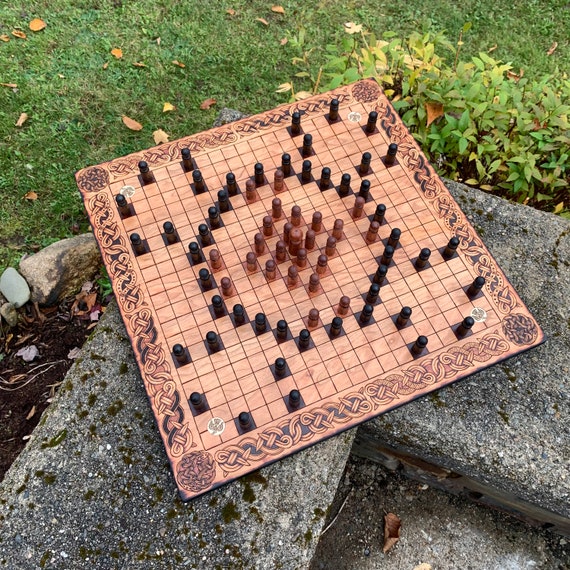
left=254, top=232, right=265, bottom=255
left=307, top=308, right=319, bottom=328
left=283, top=222, right=293, bottom=245
left=308, top=273, right=320, bottom=293
left=265, top=259, right=276, bottom=280
left=245, top=178, right=257, bottom=202
left=365, top=111, right=378, bottom=133
left=220, top=276, right=234, bottom=297
left=209, top=249, right=222, bottom=270
left=246, top=251, right=257, bottom=272
left=130, top=233, right=146, bottom=256
left=302, top=134, right=313, bottom=157
left=332, top=219, right=343, bottom=240
left=296, top=248, right=307, bottom=268
left=384, top=142, right=398, bottom=166
left=325, top=236, right=337, bottom=257
left=272, top=197, right=282, bottom=219
left=181, top=148, right=194, bottom=172
left=281, top=153, right=291, bottom=177
left=192, top=169, right=206, bottom=193
left=288, top=228, right=303, bottom=256
left=304, top=229, right=316, bottom=250
left=373, top=204, right=386, bottom=224
left=311, top=211, right=322, bottom=232
left=198, top=224, right=212, bottom=247
left=316, top=254, right=328, bottom=275
left=360, top=152, right=372, bottom=175
left=263, top=215, right=274, bottom=237
left=138, top=160, right=154, bottom=184
left=226, top=172, right=238, bottom=196
left=415, top=248, right=431, bottom=269
left=254, top=162, right=265, bottom=186
left=275, top=240, right=287, bottom=262
left=365, top=221, right=380, bottom=244
left=301, top=160, right=312, bottom=183
left=291, top=205, right=302, bottom=227
left=338, top=173, right=351, bottom=197
left=338, top=295, right=351, bottom=315
left=274, top=169, right=285, bottom=191
left=163, top=221, right=178, bottom=244
left=352, top=196, right=365, bottom=219
left=396, top=306, right=412, bottom=328
left=287, top=265, right=299, bottom=287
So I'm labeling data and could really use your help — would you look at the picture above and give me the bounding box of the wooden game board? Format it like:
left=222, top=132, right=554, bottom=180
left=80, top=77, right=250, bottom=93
left=76, top=79, right=544, bottom=501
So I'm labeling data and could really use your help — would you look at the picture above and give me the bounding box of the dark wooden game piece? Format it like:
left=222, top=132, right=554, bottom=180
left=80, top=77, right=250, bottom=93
left=211, top=295, right=225, bottom=317
left=246, top=251, right=257, bottom=272
left=199, top=268, right=213, bottom=290
left=232, top=304, right=246, bottom=326
left=373, top=203, right=386, bottom=224
left=384, top=143, right=398, bottom=166
left=181, top=148, right=194, bottom=172
left=308, top=273, right=320, bottom=293
left=387, top=228, right=401, bottom=249
left=208, top=206, right=221, bottom=230
left=396, top=306, right=412, bottom=328
left=220, top=276, right=234, bottom=297
left=274, top=169, right=285, bottom=191
left=263, top=215, right=274, bottom=237
left=254, top=232, right=265, bottom=255
left=275, top=240, right=287, bottom=262
left=305, top=229, right=316, bottom=250
left=272, top=197, right=282, bottom=219
left=206, top=331, right=221, bottom=353
left=365, top=221, right=380, bottom=244
left=338, top=296, right=351, bottom=316
left=328, top=98, right=339, bottom=122
left=274, top=357, right=287, bottom=379
left=358, top=180, right=371, bottom=201
left=411, top=335, right=428, bottom=356
left=380, top=245, right=394, bottom=266
left=298, top=328, right=311, bottom=350
left=296, top=248, right=307, bottom=268
left=291, top=111, right=301, bottom=136
left=373, top=264, right=388, bottom=285
left=226, top=172, right=238, bottom=196
left=281, top=153, right=292, bottom=177
left=288, top=228, right=303, bottom=256
left=467, top=276, right=485, bottom=297
left=301, top=160, right=312, bottom=183
left=316, top=254, right=328, bottom=275
left=291, top=205, right=302, bottom=227
left=254, top=162, right=265, bottom=186
left=456, top=316, right=475, bottom=337
left=209, top=249, right=222, bottom=270
left=338, top=173, right=351, bottom=197
left=138, top=160, right=154, bottom=184
left=329, top=316, right=343, bottom=338
left=359, top=152, right=372, bottom=175
left=308, top=308, right=319, bottom=328
left=163, top=221, right=178, bottom=244
left=192, top=170, right=206, bottom=194
left=265, top=259, right=277, bottom=280
left=276, top=319, right=288, bottom=341
left=366, top=283, right=380, bottom=304
left=288, top=389, right=302, bottom=410
left=188, top=242, right=203, bottom=264
left=415, top=248, right=431, bottom=269
left=238, top=411, right=253, bottom=431
left=302, top=134, right=313, bottom=157
left=359, top=304, right=374, bottom=325
left=130, top=233, right=146, bottom=255
left=116, top=194, right=131, bottom=217
left=311, top=212, right=322, bottom=232
left=325, top=236, right=337, bottom=257
left=189, top=392, right=208, bottom=414
left=332, top=219, right=344, bottom=240
left=172, top=343, right=188, bottom=364
left=365, top=111, right=378, bottom=134
left=255, top=313, right=268, bottom=333
left=287, top=265, right=299, bottom=286
left=245, top=178, right=257, bottom=202
left=217, top=189, right=230, bottom=213
left=352, top=196, right=365, bottom=219
left=198, top=223, right=212, bottom=247
left=443, top=236, right=460, bottom=260
left=319, top=167, right=331, bottom=190
left=283, top=222, right=293, bottom=245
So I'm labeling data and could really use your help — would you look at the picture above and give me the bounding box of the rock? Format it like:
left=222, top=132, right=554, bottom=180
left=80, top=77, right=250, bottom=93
left=0, top=302, right=18, bottom=327
left=212, top=107, right=249, bottom=127
left=0, top=267, right=31, bottom=308
left=18, top=234, right=101, bottom=306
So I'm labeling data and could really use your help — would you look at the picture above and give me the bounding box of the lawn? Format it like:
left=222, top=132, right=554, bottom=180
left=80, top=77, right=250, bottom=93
left=1, top=0, right=568, bottom=267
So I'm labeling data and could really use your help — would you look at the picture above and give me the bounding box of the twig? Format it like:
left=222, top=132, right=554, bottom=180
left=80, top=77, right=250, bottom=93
left=0, top=360, right=66, bottom=392
left=320, top=487, right=353, bottom=536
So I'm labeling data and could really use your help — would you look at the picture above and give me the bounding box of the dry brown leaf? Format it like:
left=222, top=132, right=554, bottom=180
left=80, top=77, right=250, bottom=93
left=383, top=512, right=401, bottom=553
left=102, top=62, right=109, bottom=70
left=280, top=37, right=288, bottom=46
left=0, top=34, right=10, bottom=42
left=507, top=69, right=524, bottom=82
left=343, top=22, right=363, bottom=34
left=256, top=18, right=269, bottom=26
left=29, top=18, right=47, bottom=32
left=425, top=101, right=444, bottom=127
left=172, top=59, right=186, bottom=68
left=122, top=115, right=143, bottom=131
left=547, top=41, right=558, bottom=56
left=111, top=47, right=123, bottom=59
left=26, top=405, right=36, bottom=420
left=12, top=30, right=27, bottom=39
left=133, top=62, right=146, bottom=67
left=226, top=8, right=236, bottom=16
left=488, top=44, right=497, bottom=53
left=72, top=291, right=97, bottom=316
left=1, top=83, right=17, bottom=88
left=162, top=102, right=176, bottom=112
left=271, top=5, right=285, bottom=14
left=294, top=91, right=312, bottom=100
left=153, top=129, right=169, bottom=144
left=15, top=112, right=28, bottom=127
left=24, top=191, right=38, bottom=201
left=200, top=97, right=217, bottom=110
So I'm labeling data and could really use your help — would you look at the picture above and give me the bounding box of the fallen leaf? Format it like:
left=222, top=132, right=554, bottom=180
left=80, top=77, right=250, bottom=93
left=547, top=41, right=558, bottom=56
left=488, top=44, right=497, bottom=53
left=12, top=30, right=27, bottom=39
left=425, top=101, right=444, bottom=127
left=122, top=115, right=143, bottom=131
left=343, top=22, right=363, bottom=35
left=81, top=281, right=94, bottom=292
left=26, top=405, right=36, bottom=420
left=271, top=5, right=285, bottom=13
left=200, top=97, right=217, bottom=110
left=226, top=8, right=236, bottom=16
left=413, top=565, right=432, bottom=570
left=102, top=62, right=109, bottom=70
left=507, top=69, right=524, bottom=82
left=156, top=37, right=161, bottom=45
left=256, top=18, right=269, bottom=26
left=111, top=47, right=123, bottom=59
left=24, top=191, right=38, bottom=201
left=153, top=128, right=169, bottom=144
left=89, top=309, right=101, bottom=322
left=280, top=37, right=288, bottom=46
left=172, top=59, right=185, bottom=68
left=0, top=83, right=17, bottom=88
left=294, top=91, right=312, bottom=100
left=72, top=291, right=97, bottom=317
left=15, top=112, right=28, bottom=127
left=162, top=102, right=176, bottom=112
left=0, top=34, right=10, bottom=42
left=133, top=62, right=146, bottom=67
left=16, top=345, right=39, bottom=362
left=383, top=512, right=401, bottom=553
left=276, top=82, right=293, bottom=93
left=29, top=18, right=47, bottom=32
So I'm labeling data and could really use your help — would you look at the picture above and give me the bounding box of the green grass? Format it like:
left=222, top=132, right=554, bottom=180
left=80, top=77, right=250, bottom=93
left=0, top=0, right=568, bottom=266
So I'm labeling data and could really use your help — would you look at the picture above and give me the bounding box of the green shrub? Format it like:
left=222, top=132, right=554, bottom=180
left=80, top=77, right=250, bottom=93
left=280, top=24, right=570, bottom=217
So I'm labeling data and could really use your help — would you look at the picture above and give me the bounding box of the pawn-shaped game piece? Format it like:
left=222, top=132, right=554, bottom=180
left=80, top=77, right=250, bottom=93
left=415, top=248, right=431, bottom=269
left=233, top=304, right=246, bottom=326
left=359, top=304, right=374, bottom=325
left=226, top=172, right=238, bottom=196
left=254, top=162, right=264, bottom=186
left=366, top=283, right=380, bottom=304
left=380, top=245, right=394, bottom=266
left=272, top=197, right=282, bottom=219
left=298, top=328, right=311, bottom=350
left=291, top=205, right=302, bottom=227
left=319, top=167, right=331, bottom=190
left=276, top=319, right=288, bottom=341
left=199, top=268, right=213, bottom=290
left=359, top=152, right=372, bottom=175
left=328, top=98, right=339, bottom=122
left=209, top=249, right=222, bottom=270
left=188, top=242, right=202, bottom=264
left=211, top=295, right=225, bottom=317
left=274, top=169, right=285, bottom=191
left=307, top=308, right=319, bottom=328
left=365, top=111, right=378, bottom=134
left=396, top=306, right=412, bottom=328
left=263, top=215, right=274, bottom=237
left=443, top=236, right=460, bottom=260
left=352, top=196, right=365, bottom=219
left=287, top=265, right=299, bottom=287
left=192, top=169, right=206, bottom=193
left=172, top=343, right=188, bottom=365
left=130, top=233, right=146, bottom=256
left=411, top=335, right=428, bottom=356
left=246, top=251, right=257, bottom=272
left=329, top=316, right=343, bottom=338
left=296, top=248, right=307, bottom=269
left=237, top=411, right=254, bottom=432
left=302, top=133, right=313, bottom=157
left=283, top=222, right=293, bottom=245
left=384, top=143, right=398, bottom=166
left=198, top=223, right=212, bottom=247
left=255, top=313, right=268, bottom=334
left=291, top=111, right=301, bottom=136
left=116, top=194, right=131, bottom=217
left=305, top=229, right=316, bottom=250
left=373, top=264, right=388, bottom=285
left=274, top=357, right=288, bottom=379
left=163, top=221, right=178, bottom=244
left=456, top=316, right=475, bottom=337
left=338, top=173, right=351, bottom=197
left=138, top=160, right=154, bottom=184
left=288, top=228, right=303, bottom=256
left=275, top=240, right=287, bottom=262
left=217, top=189, right=230, bottom=213
left=337, top=295, right=351, bottom=316
left=245, top=178, right=257, bottom=202
left=311, top=212, right=322, bottom=232
left=220, top=276, right=234, bottom=297
left=373, top=203, right=386, bottom=224
left=254, top=232, right=265, bottom=255
left=189, top=392, right=208, bottom=414
left=358, top=180, right=371, bottom=201
left=325, top=236, right=337, bottom=257
left=388, top=228, right=401, bottom=249
left=288, top=389, right=302, bottom=410
left=281, top=153, right=292, bottom=177
left=332, top=219, right=344, bottom=240
left=316, top=254, right=328, bottom=275
left=308, top=273, right=320, bottom=293
left=301, top=160, right=312, bottom=183
left=265, top=259, right=277, bottom=280
left=208, top=206, right=221, bottom=230
left=206, top=331, right=221, bottom=353
left=365, top=221, right=380, bottom=244
left=467, top=276, right=485, bottom=298
left=181, top=148, right=194, bottom=172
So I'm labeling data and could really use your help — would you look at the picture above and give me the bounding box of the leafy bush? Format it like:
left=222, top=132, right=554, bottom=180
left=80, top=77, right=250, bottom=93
left=280, top=24, right=570, bottom=217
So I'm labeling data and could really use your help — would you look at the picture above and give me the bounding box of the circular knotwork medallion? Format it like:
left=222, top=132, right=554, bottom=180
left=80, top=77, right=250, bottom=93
left=351, top=80, right=381, bottom=103
left=177, top=451, right=216, bottom=493
left=502, top=314, right=539, bottom=346
left=77, top=166, right=109, bottom=192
